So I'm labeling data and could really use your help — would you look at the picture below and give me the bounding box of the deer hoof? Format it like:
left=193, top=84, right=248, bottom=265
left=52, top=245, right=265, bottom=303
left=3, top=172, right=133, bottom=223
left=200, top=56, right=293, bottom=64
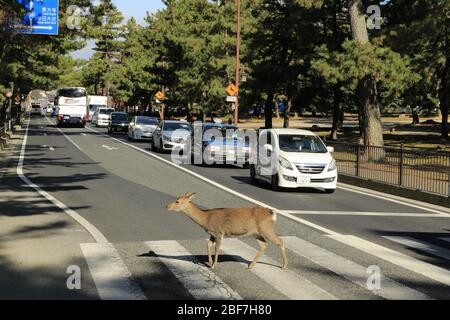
left=247, top=263, right=256, bottom=269
left=282, top=263, right=288, bottom=269
left=210, top=263, right=217, bottom=269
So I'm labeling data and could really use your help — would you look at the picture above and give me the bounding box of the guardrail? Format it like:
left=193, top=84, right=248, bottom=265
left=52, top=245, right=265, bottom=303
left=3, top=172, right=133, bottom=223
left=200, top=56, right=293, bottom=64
left=328, top=142, right=450, bottom=197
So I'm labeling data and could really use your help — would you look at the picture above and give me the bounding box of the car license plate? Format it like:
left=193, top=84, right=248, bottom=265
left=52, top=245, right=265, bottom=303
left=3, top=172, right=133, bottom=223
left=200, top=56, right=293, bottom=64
left=297, top=176, right=311, bottom=185
left=64, top=116, right=70, bottom=120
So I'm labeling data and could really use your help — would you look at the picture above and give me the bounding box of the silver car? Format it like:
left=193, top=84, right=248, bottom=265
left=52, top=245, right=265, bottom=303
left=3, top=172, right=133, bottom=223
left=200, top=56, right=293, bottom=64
left=128, top=116, right=159, bottom=141
left=152, top=120, right=192, bottom=152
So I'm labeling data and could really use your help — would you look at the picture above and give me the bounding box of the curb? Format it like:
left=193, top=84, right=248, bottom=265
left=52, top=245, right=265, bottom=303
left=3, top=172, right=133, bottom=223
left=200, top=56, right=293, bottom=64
left=339, top=174, right=450, bottom=208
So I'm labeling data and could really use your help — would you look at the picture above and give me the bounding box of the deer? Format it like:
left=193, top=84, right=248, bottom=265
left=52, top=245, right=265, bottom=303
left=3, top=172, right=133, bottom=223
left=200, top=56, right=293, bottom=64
left=165, top=192, right=288, bottom=270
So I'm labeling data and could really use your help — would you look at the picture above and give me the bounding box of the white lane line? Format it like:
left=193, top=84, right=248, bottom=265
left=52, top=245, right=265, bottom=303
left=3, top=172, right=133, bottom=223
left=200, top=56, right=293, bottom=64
left=281, top=210, right=448, bottom=218
left=81, top=243, right=146, bottom=300
left=18, top=117, right=108, bottom=243
left=81, top=133, right=87, bottom=136
left=102, top=144, right=118, bottom=151
left=328, top=234, right=450, bottom=287
left=45, top=117, right=83, bottom=152
left=384, top=236, right=450, bottom=261
left=438, top=237, right=450, bottom=243
left=85, top=126, right=339, bottom=236
left=282, top=236, right=432, bottom=300
left=145, top=240, right=241, bottom=300
left=220, top=238, right=337, bottom=300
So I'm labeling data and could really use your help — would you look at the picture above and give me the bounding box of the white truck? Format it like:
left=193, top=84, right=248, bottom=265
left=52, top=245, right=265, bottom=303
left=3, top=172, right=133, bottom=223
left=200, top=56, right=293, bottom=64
left=55, top=87, right=88, bottom=127
left=88, top=95, right=108, bottom=122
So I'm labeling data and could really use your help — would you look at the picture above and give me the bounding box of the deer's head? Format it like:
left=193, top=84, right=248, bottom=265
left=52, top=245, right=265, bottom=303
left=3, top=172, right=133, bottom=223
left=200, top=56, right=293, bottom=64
left=166, top=192, right=196, bottom=212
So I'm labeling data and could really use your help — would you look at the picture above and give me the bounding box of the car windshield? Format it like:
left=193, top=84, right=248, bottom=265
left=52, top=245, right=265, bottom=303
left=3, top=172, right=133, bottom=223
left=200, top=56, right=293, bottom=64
left=111, top=113, right=128, bottom=121
left=89, top=105, right=103, bottom=111
left=137, top=117, right=158, bottom=125
left=202, top=125, right=241, bottom=140
left=164, top=122, right=192, bottom=132
left=58, top=88, right=86, bottom=98
left=99, top=109, right=114, bottom=115
left=278, top=135, right=327, bottom=153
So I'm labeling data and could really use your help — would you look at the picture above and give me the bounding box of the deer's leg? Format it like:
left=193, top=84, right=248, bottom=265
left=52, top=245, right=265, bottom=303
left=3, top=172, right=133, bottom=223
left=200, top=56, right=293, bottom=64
left=263, top=228, right=288, bottom=269
left=248, top=237, right=268, bottom=269
left=211, top=236, right=223, bottom=269
left=207, top=236, right=215, bottom=267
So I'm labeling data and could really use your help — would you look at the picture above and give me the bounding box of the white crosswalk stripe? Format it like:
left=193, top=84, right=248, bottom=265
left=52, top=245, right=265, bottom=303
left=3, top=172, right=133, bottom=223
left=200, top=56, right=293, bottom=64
left=282, top=236, right=433, bottom=300
left=384, top=236, right=450, bottom=261
left=81, top=243, right=146, bottom=300
left=219, top=238, right=337, bottom=300
left=328, top=234, right=450, bottom=287
left=145, top=240, right=241, bottom=300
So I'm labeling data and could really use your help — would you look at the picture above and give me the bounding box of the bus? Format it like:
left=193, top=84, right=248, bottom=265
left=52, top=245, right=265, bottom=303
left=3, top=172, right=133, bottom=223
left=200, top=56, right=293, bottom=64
left=55, top=87, right=88, bottom=127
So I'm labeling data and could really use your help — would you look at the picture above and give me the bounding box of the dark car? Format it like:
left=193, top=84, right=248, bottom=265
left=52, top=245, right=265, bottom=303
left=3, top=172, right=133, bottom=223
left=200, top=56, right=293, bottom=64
left=191, top=123, right=251, bottom=167
left=108, top=112, right=130, bottom=134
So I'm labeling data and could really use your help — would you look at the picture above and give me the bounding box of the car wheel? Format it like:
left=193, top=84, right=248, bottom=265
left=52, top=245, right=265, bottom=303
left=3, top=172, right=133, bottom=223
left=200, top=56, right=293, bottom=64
left=271, top=173, right=280, bottom=191
left=250, top=164, right=257, bottom=184
left=324, top=189, right=336, bottom=194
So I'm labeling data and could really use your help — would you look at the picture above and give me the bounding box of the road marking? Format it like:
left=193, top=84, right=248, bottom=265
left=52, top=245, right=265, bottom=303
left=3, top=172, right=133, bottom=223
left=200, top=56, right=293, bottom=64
left=220, top=238, right=337, bottom=300
left=281, top=210, right=448, bottom=218
left=41, top=145, right=55, bottom=151
left=85, top=126, right=339, bottom=236
left=81, top=133, right=87, bottom=136
left=17, top=117, right=108, bottom=243
left=145, top=240, right=241, bottom=300
left=81, top=243, right=146, bottom=300
left=102, top=144, right=118, bottom=151
left=384, top=236, right=450, bottom=261
left=282, top=236, right=432, bottom=300
left=45, top=117, right=83, bottom=152
left=327, top=234, right=450, bottom=287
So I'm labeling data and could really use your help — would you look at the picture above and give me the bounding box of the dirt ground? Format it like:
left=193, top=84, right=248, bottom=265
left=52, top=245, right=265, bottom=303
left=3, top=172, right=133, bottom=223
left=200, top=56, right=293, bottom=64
left=234, top=114, right=450, bottom=152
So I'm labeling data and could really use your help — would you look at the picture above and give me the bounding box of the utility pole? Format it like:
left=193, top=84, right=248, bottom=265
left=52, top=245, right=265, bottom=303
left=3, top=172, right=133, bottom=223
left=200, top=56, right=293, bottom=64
left=234, top=0, right=241, bottom=127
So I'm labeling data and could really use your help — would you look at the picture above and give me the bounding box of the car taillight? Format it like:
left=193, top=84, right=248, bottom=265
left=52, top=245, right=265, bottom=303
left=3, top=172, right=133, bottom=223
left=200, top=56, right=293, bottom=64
left=57, top=114, right=62, bottom=121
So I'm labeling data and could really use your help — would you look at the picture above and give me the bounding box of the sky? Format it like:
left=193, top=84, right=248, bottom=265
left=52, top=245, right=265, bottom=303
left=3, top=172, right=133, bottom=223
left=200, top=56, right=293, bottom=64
left=71, top=0, right=166, bottom=59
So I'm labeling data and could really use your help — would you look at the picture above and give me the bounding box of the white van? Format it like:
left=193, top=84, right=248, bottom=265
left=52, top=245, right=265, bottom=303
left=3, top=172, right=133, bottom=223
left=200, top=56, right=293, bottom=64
left=88, top=96, right=108, bottom=122
left=95, top=107, right=115, bottom=127
left=250, top=129, right=337, bottom=193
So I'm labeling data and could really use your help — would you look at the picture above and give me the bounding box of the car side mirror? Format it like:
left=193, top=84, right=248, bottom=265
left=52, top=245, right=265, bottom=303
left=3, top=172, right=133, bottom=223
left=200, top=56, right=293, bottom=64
left=327, top=146, right=334, bottom=153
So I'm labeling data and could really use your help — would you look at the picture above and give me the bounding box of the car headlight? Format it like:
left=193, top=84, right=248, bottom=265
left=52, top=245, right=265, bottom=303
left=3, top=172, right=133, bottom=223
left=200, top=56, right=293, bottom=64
left=328, top=159, right=337, bottom=171
left=279, top=157, right=293, bottom=170
left=163, top=135, right=172, bottom=142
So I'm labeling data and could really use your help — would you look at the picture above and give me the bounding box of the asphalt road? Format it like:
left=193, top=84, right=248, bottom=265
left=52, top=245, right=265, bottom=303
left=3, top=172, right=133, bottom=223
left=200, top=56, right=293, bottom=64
left=4, top=115, right=450, bottom=300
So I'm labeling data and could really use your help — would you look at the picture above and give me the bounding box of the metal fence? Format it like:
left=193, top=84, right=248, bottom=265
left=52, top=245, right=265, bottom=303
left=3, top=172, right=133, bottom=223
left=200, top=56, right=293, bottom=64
left=328, top=142, right=450, bottom=197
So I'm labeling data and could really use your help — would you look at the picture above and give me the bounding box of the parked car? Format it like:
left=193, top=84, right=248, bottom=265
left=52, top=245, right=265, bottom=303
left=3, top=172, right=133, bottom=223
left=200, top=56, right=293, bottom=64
left=128, top=116, right=159, bottom=141
left=108, top=112, right=130, bottom=134
left=152, top=120, right=193, bottom=152
left=250, top=129, right=337, bottom=193
left=95, top=107, right=115, bottom=127
left=191, top=123, right=251, bottom=166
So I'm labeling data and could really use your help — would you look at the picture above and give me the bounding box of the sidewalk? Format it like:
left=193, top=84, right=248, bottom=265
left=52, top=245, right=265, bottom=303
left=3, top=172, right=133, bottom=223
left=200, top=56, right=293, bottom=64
left=0, top=126, right=99, bottom=299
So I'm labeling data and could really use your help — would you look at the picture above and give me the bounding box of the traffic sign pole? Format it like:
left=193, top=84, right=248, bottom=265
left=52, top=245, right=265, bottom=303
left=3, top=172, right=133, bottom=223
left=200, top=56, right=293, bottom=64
left=234, top=0, right=241, bottom=128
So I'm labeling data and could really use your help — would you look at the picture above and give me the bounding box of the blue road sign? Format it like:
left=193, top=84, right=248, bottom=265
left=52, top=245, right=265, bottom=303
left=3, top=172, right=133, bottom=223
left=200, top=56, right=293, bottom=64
left=14, top=0, right=59, bottom=35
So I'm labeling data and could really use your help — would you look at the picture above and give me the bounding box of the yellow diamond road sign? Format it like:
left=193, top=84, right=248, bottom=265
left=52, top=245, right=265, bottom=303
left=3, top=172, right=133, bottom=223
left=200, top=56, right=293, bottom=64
left=155, top=91, right=165, bottom=100
left=226, top=84, right=238, bottom=96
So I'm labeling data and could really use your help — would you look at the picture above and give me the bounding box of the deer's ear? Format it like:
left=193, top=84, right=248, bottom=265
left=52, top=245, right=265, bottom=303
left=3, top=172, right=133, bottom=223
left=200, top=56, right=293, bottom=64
left=183, top=192, right=196, bottom=201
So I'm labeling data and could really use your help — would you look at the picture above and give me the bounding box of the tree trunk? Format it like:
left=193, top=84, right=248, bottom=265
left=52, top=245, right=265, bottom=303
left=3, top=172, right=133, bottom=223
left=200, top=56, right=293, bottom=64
left=275, top=102, right=280, bottom=118
left=358, top=74, right=384, bottom=148
left=348, top=0, right=384, bottom=149
left=439, top=32, right=449, bottom=140
left=186, top=103, right=193, bottom=122
left=330, top=85, right=342, bottom=140
left=265, top=92, right=274, bottom=128
left=283, top=98, right=293, bottom=128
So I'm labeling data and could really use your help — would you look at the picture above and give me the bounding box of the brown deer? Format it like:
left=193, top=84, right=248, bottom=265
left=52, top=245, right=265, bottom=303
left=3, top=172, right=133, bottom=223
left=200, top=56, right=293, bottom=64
left=165, top=192, right=288, bottom=269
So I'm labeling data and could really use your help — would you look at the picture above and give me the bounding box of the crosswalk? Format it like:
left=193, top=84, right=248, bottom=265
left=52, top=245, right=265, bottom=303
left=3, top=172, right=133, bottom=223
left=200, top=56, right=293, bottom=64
left=80, top=235, right=450, bottom=300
